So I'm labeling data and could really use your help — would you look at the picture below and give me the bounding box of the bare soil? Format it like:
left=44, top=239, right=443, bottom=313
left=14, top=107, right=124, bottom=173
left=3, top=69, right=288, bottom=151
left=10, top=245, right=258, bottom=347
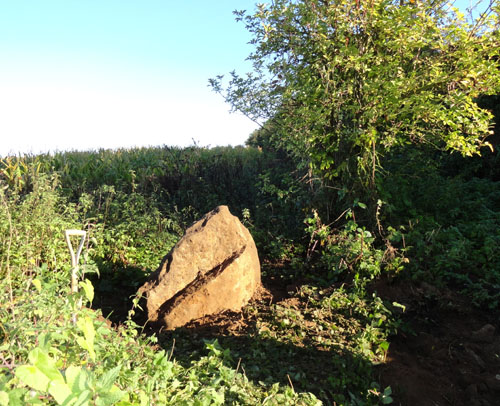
left=185, top=278, right=500, bottom=405
left=373, top=279, right=500, bottom=406
left=94, top=274, right=500, bottom=405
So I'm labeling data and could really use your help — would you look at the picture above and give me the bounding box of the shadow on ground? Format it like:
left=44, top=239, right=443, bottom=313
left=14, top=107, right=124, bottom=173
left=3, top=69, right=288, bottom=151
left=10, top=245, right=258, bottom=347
left=373, top=279, right=500, bottom=406
left=156, top=313, right=378, bottom=405
left=90, top=267, right=381, bottom=404
left=91, top=266, right=500, bottom=405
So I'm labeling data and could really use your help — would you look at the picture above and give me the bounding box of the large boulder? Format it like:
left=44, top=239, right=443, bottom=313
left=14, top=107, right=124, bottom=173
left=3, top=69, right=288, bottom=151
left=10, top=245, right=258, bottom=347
left=137, top=205, right=261, bottom=329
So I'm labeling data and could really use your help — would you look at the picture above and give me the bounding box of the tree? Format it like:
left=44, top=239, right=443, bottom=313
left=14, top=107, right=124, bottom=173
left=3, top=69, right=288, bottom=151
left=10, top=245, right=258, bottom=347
left=211, top=0, right=500, bottom=193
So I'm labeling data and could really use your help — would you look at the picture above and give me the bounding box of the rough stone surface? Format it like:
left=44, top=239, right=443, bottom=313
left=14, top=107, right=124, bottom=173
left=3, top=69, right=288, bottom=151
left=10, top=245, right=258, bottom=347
left=137, top=205, right=261, bottom=329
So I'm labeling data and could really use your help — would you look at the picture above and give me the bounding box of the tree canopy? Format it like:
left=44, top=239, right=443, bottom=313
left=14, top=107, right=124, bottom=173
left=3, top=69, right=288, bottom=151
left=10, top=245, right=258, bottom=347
left=211, top=0, right=500, bottom=189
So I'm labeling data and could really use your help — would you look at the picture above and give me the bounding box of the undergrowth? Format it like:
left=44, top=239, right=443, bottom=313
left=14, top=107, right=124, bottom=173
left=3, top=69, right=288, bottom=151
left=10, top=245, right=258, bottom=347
left=1, top=143, right=498, bottom=405
left=0, top=265, right=320, bottom=405
left=1, top=150, right=397, bottom=405
left=0, top=168, right=321, bottom=405
left=381, top=148, right=500, bottom=308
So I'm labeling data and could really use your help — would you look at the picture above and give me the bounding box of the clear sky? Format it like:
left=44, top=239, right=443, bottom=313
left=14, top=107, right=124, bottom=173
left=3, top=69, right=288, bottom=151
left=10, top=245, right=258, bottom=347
left=0, top=0, right=490, bottom=157
left=0, top=0, right=260, bottom=156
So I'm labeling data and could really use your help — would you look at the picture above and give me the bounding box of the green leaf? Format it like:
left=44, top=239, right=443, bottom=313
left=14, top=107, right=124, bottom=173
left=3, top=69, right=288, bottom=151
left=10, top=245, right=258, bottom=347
left=382, top=395, right=393, bottom=404
left=138, top=390, right=148, bottom=406
left=64, top=365, right=89, bottom=393
left=28, top=348, right=64, bottom=384
left=382, top=386, right=393, bottom=404
left=76, top=317, right=96, bottom=361
left=73, top=389, right=92, bottom=406
left=96, top=385, right=126, bottom=405
left=0, top=391, right=9, bottom=406
left=47, top=380, right=72, bottom=405
left=379, top=341, right=390, bottom=352
left=79, top=280, right=94, bottom=304
left=15, top=365, right=50, bottom=392
left=16, top=349, right=75, bottom=405
left=97, top=366, right=121, bottom=392
left=37, top=333, right=52, bottom=352
left=6, top=389, right=27, bottom=406
left=32, top=279, right=42, bottom=293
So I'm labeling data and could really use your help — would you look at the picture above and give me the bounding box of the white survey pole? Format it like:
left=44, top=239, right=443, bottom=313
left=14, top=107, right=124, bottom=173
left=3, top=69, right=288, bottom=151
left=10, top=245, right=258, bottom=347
left=64, top=229, right=86, bottom=294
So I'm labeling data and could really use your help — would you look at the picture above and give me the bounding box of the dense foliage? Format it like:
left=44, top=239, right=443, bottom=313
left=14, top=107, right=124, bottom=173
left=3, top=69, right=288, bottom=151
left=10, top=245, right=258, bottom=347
left=212, top=0, right=500, bottom=191
left=0, top=148, right=399, bottom=405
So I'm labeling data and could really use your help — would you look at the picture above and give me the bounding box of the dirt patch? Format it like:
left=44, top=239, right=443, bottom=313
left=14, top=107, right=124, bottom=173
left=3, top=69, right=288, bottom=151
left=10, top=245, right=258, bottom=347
left=373, top=279, right=500, bottom=406
left=176, top=281, right=304, bottom=334
left=93, top=272, right=500, bottom=405
left=180, top=284, right=272, bottom=336
left=180, top=278, right=500, bottom=405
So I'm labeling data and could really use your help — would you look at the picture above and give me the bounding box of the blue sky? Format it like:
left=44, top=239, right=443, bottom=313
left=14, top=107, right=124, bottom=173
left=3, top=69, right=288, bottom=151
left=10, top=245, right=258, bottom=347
left=0, top=0, right=490, bottom=156
left=0, top=0, right=259, bottom=156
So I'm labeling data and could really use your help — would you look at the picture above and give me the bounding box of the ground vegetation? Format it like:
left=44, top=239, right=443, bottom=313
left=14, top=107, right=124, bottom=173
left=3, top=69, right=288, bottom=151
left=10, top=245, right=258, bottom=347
left=1, top=0, right=500, bottom=404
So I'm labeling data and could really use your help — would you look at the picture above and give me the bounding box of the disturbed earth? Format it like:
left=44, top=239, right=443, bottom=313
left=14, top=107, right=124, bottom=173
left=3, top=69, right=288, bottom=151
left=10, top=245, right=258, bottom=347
left=95, top=271, right=500, bottom=406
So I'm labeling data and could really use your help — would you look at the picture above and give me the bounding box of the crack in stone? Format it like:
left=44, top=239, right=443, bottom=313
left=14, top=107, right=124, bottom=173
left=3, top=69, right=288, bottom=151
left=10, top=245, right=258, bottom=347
left=155, top=245, right=247, bottom=319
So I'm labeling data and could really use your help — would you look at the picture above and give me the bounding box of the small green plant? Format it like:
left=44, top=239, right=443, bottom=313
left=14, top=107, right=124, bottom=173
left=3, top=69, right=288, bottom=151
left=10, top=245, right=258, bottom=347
left=305, top=207, right=405, bottom=290
left=15, top=347, right=125, bottom=406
